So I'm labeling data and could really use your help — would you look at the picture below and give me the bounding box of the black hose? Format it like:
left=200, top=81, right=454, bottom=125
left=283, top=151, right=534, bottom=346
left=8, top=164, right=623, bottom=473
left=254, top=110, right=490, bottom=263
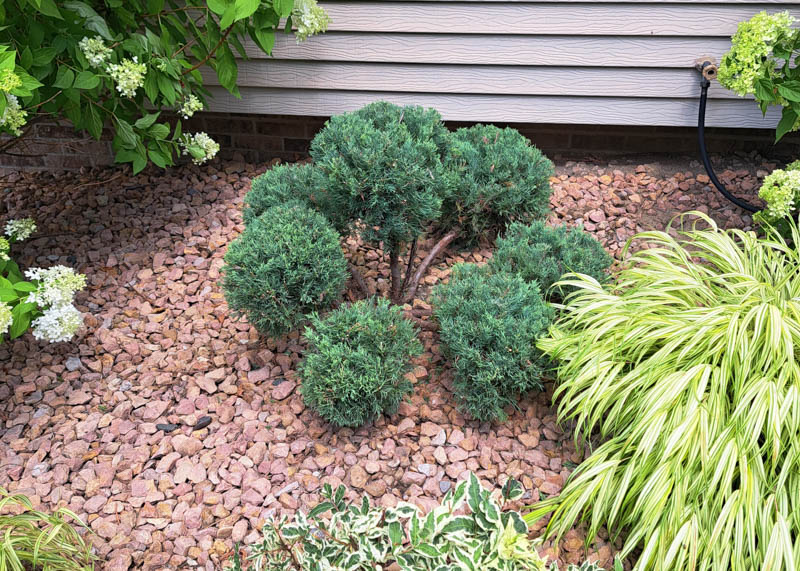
left=697, top=77, right=759, bottom=212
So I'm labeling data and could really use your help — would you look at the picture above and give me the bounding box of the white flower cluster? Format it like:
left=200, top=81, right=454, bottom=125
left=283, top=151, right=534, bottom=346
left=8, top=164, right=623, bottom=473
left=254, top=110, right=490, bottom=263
left=180, top=132, right=219, bottom=165
left=31, top=303, right=83, bottom=343
left=718, top=11, right=796, bottom=96
left=1, top=94, right=27, bottom=136
left=180, top=94, right=203, bottom=119
left=0, top=69, right=21, bottom=92
left=106, top=57, right=146, bottom=98
left=25, top=265, right=86, bottom=343
left=5, top=217, right=36, bottom=242
left=0, top=237, right=9, bottom=262
left=0, top=302, right=11, bottom=337
left=759, top=165, right=800, bottom=219
left=79, top=36, right=113, bottom=68
left=25, top=265, right=87, bottom=307
left=293, top=0, right=331, bottom=42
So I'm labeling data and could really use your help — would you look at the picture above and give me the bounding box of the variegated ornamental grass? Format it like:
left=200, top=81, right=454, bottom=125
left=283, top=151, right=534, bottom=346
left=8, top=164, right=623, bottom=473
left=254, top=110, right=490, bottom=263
left=524, top=213, right=800, bottom=570
left=0, top=488, right=95, bottom=570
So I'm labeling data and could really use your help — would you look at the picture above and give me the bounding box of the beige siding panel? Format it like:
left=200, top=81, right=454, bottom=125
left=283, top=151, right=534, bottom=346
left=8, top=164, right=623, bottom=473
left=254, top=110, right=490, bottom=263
left=319, top=3, right=797, bottom=35
left=207, top=87, right=780, bottom=128
left=259, top=34, right=735, bottom=68
left=370, top=0, right=796, bottom=3
left=212, top=61, right=741, bottom=99
left=207, top=2, right=800, bottom=126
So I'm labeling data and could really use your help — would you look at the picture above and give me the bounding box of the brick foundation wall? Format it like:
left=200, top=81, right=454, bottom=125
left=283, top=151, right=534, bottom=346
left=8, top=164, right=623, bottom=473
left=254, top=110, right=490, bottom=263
left=2, top=112, right=798, bottom=171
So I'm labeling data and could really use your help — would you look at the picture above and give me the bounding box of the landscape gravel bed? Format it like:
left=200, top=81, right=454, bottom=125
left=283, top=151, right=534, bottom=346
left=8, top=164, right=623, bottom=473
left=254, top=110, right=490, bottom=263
left=0, top=153, right=767, bottom=569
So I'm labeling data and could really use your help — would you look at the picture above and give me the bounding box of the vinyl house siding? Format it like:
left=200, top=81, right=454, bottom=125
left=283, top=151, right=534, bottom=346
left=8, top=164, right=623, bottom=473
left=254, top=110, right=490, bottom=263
left=205, top=1, right=800, bottom=128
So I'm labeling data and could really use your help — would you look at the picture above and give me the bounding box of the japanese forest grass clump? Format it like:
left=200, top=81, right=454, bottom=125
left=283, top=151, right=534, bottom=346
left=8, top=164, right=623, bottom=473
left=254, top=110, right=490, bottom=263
left=299, top=298, right=422, bottom=427
left=0, top=488, right=95, bottom=570
left=432, top=264, right=553, bottom=422
left=222, top=202, right=347, bottom=338
left=234, top=471, right=610, bottom=571
left=443, top=124, right=554, bottom=242
left=526, top=213, right=800, bottom=570
left=490, top=221, right=612, bottom=300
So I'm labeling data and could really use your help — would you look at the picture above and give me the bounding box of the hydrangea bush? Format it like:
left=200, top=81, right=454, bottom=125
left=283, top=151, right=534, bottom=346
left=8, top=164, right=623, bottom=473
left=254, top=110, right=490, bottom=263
left=0, top=0, right=330, bottom=172
left=753, top=159, right=800, bottom=224
left=233, top=471, right=610, bottom=571
left=719, top=10, right=800, bottom=140
left=0, top=219, right=86, bottom=343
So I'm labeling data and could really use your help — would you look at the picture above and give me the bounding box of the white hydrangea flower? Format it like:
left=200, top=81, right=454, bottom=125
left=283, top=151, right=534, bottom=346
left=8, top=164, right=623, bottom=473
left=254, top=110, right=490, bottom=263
left=0, top=302, right=11, bottom=336
left=293, top=0, right=331, bottom=42
left=0, top=69, right=21, bottom=93
left=759, top=167, right=800, bottom=219
left=106, top=57, right=147, bottom=98
left=31, top=303, right=83, bottom=343
left=78, top=36, right=113, bottom=68
left=180, top=132, right=219, bottom=165
left=1, top=94, right=27, bottom=136
left=5, top=218, right=36, bottom=241
left=25, top=265, right=87, bottom=307
left=0, top=237, right=9, bottom=262
left=180, top=94, right=203, bottom=119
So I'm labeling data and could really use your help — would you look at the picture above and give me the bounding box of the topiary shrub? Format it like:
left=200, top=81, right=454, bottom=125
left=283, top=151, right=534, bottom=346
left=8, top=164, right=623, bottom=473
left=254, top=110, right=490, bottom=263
left=432, top=264, right=553, bottom=422
left=442, top=124, right=554, bottom=242
left=222, top=203, right=347, bottom=338
left=243, top=162, right=328, bottom=225
left=299, top=297, right=422, bottom=427
left=489, top=221, right=612, bottom=300
left=310, top=101, right=452, bottom=301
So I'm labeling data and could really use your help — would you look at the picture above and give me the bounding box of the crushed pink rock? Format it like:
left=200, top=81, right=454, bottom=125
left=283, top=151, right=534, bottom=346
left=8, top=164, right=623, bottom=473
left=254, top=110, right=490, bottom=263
left=0, top=155, right=764, bottom=568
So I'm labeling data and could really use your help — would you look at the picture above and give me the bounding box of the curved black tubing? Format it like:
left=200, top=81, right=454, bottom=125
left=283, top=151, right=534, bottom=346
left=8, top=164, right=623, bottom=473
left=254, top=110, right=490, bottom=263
left=698, top=77, right=759, bottom=213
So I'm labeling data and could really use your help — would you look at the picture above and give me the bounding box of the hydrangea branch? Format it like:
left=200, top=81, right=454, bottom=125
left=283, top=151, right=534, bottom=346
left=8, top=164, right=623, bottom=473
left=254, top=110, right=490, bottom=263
left=0, top=0, right=331, bottom=172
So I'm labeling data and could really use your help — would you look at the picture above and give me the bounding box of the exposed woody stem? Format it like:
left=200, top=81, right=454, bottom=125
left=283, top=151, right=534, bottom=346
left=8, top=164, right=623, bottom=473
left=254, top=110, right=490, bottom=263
left=389, top=250, right=403, bottom=304
left=182, top=25, right=233, bottom=76
left=272, top=524, right=303, bottom=569
left=0, top=115, right=49, bottom=154
left=402, top=229, right=459, bottom=303
left=349, top=264, right=371, bottom=298
left=401, top=237, right=418, bottom=294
